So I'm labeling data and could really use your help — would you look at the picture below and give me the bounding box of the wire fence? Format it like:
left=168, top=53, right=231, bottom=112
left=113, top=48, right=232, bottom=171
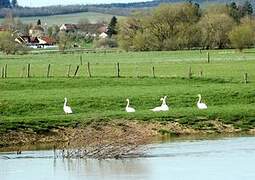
left=0, top=61, right=254, bottom=83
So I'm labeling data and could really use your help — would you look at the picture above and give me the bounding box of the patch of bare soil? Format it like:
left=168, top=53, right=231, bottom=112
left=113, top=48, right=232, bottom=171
left=0, top=120, right=245, bottom=159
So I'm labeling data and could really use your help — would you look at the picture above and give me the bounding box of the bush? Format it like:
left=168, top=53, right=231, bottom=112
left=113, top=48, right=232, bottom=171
left=93, top=38, right=118, bottom=48
left=0, top=31, right=29, bottom=55
left=229, top=24, right=255, bottom=51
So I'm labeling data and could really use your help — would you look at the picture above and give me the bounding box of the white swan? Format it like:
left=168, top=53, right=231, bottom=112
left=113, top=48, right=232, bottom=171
left=63, top=97, right=73, bottom=114
left=126, top=99, right=135, bottom=113
left=151, top=97, right=164, bottom=112
left=197, top=94, right=208, bottom=110
left=161, top=96, right=169, bottom=111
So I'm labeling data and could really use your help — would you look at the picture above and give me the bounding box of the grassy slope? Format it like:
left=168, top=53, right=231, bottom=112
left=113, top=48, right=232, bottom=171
left=1, top=49, right=255, bottom=133
left=0, top=77, right=255, bottom=133
left=0, top=12, right=123, bottom=25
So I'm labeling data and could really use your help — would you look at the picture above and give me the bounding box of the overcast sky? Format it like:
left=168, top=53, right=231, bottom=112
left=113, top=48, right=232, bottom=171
left=18, top=0, right=152, bottom=7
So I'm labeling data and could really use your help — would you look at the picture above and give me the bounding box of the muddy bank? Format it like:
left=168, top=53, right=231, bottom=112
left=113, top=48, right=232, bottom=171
left=0, top=120, right=246, bottom=148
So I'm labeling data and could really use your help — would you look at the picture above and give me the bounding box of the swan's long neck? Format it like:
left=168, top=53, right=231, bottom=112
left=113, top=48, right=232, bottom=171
left=198, top=96, right=201, bottom=104
left=126, top=100, right=130, bottom=108
left=64, top=99, right=67, bottom=107
left=162, top=97, right=166, bottom=106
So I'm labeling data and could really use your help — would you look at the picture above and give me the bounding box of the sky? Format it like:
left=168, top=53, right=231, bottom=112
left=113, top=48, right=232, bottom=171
left=18, top=0, right=152, bottom=7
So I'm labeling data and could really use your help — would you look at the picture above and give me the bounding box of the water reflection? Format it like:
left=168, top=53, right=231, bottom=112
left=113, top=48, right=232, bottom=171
left=1, top=136, right=255, bottom=180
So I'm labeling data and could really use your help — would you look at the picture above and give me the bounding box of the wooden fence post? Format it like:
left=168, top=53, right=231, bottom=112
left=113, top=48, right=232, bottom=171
left=67, top=64, right=71, bottom=78
left=1, top=66, right=3, bottom=78
left=244, top=73, right=248, bottom=84
left=188, top=66, right=192, bottom=79
left=73, top=65, right=80, bottom=77
left=207, top=52, right=210, bottom=63
left=116, top=62, right=120, bottom=78
left=87, top=62, right=91, bottom=78
left=4, top=64, right=7, bottom=78
left=47, top=64, right=51, bottom=78
left=27, top=64, right=31, bottom=78
left=199, top=69, right=203, bottom=77
left=152, top=66, right=155, bottom=78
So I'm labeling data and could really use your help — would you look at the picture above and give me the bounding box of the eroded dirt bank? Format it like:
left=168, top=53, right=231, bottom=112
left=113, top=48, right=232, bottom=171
left=0, top=120, right=247, bottom=148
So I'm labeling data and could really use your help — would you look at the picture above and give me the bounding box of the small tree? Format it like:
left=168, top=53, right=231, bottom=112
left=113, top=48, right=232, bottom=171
left=0, top=31, right=26, bottom=54
left=37, top=19, right=41, bottom=26
left=243, top=1, right=253, bottom=16
left=58, top=32, right=71, bottom=52
left=107, top=16, right=118, bottom=38
left=229, top=24, right=255, bottom=51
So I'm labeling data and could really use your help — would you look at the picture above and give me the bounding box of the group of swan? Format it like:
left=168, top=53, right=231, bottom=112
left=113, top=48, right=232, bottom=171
left=126, top=94, right=208, bottom=113
left=63, top=94, right=207, bottom=114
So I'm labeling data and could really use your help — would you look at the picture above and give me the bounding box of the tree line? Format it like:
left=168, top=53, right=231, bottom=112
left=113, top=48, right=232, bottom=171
left=0, top=0, right=17, bottom=8
left=1, top=0, right=254, bottom=18
left=117, top=1, right=255, bottom=51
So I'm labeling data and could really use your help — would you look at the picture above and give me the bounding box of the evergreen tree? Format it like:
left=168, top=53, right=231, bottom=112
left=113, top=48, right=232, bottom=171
left=107, top=16, right=118, bottom=38
left=37, top=19, right=41, bottom=26
left=243, top=1, right=253, bottom=16
left=227, top=2, right=241, bottom=22
left=0, top=0, right=11, bottom=8
left=11, top=0, right=18, bottom=8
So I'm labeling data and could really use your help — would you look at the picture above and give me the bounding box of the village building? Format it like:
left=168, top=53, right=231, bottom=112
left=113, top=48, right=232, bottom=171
left=29, top=25, right=45, bottom=38
left=60, top=24, right=78, bottom=33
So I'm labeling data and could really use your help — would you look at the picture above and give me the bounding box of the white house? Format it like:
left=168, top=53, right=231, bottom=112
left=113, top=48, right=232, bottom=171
left=99, top=32, right=108, bottom=39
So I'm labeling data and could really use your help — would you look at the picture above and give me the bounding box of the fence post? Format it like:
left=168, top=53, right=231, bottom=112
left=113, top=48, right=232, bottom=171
left=152, top=66, right=155, bottom=78
left=87, top=62, right=91, bottom=78
left=67, top=64, right=71, bottom=78
left=188, top=66, right=192, bottom=79
left=244, top=73, right=248, bottom=84
left=1, top=66, right=3, bottom=78
left=47, top=64, right=51, bottom=78
left=73, top=65, right=80, bottom=77
left=27, top=64, right=31, bottom=78
left=116, top=62, right=120, bottom=78
left=199, top=69, right=203, bottom=77
left=4, top=64, right=7, bottom=78
left=207, top=52, right=210, bottom=63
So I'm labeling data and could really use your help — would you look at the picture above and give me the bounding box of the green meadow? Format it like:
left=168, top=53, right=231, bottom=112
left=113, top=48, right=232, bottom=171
left=1, top=49, right=255, bottom=133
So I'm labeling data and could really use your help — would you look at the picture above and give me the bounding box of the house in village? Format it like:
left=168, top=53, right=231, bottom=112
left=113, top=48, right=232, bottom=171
left=60, top=24, right=78, bottom=33
left=29, top=25, right=45, bottom=38
left=60, top=23, right=108, bottom=39
left=15, top=35, right=56, bottom=49
left=0, top=25, right=6, bottom=32
left=99, top=32, right=108, bottom=39
left=14, top=20, right=57, bottom=49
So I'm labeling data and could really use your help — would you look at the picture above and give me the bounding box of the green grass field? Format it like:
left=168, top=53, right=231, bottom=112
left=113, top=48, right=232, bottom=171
left=1, top=49, right=255, bottom=82
left=1, top=49, right=255, bottom=133
left=0, top=12, right=123, bottom=26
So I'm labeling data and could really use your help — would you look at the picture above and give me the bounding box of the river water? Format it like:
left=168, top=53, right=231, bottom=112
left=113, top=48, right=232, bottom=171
left=1, top=136, right=255, bottom=180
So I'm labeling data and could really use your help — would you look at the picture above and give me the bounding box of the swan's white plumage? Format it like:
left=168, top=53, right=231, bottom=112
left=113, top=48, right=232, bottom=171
left=126, top=99, right=135, bottom=113
left=151, top=96, right=169, bottom=112
left=63, top=97, right=73, bottom=114
left=161, top=96, right=169, bottom=111
left=151, top=98, right=163, bottom=112
left=197, top=94, right=207, bottom=110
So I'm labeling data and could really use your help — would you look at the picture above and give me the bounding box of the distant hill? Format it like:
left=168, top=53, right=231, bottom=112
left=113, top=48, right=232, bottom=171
left=0, top=0, right=253, bottom=18
left=0, top=12, right=124, bottom=26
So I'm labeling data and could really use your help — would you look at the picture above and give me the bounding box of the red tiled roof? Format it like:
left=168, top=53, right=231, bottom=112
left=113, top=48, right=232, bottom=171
left=41, top=36, right=56, bottom=44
